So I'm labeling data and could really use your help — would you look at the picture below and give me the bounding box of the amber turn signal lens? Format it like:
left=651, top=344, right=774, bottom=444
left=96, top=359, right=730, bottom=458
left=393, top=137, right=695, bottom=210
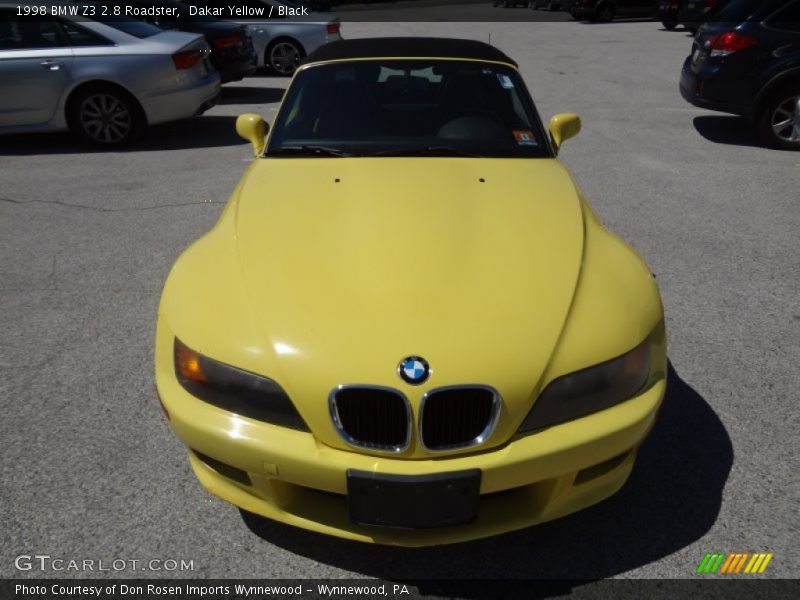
left=171, top=337, right=310, bottom=431
left=175, top=338, right=207, bottom=383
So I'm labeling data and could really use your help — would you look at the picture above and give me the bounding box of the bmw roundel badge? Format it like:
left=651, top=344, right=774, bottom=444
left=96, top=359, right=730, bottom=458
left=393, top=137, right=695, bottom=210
left=398, top=356, right=430, bottom=385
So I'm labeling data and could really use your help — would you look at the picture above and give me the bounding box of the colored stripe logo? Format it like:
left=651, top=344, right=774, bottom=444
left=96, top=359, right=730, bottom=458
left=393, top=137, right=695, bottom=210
left=696, top=552, right=773, bottom=574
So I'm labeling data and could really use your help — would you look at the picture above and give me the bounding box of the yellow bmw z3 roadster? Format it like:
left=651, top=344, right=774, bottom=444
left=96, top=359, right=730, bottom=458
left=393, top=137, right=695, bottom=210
left=155, top=38, right=667, bottom=546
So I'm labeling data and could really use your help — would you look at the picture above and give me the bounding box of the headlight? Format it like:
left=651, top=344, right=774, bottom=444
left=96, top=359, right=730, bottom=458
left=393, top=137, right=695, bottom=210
left=517, top=336, right=651, bottom=433
left=174, top=338, right=309, bottom=431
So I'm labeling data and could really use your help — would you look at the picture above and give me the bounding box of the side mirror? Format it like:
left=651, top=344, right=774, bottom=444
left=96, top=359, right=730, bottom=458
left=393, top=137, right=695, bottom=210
left=549, top=113, right=581, bottom=152
left=236, top=113, right=269, bottom=157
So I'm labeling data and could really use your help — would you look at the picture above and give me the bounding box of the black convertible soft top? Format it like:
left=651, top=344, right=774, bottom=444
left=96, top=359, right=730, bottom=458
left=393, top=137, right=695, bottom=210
left=302, top=37, right=518, bottom=67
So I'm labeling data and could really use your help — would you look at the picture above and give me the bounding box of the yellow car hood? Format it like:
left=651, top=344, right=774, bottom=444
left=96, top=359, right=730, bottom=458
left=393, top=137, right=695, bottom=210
left=231, top=157, right=585, bottom=452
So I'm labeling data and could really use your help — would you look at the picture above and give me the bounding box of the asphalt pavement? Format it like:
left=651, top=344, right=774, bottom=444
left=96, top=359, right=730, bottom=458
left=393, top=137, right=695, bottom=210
left=1, top=19, right=798, bottom=586
left=336, top=0, right=573, bottom=21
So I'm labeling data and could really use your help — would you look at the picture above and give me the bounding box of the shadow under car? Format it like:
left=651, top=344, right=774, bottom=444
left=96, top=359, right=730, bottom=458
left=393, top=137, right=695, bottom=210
left=0, top=116, right=243, bottom=156
left=239, top=362, right=732, bottom=593
left=693, top=115, right=763, bottom=148
left=219, top=86, right=285, bottom=106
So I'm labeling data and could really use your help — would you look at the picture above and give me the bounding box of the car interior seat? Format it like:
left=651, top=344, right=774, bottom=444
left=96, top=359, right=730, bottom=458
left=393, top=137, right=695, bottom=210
left=17, top=20, right=58, bottom=49
left=313, top=65, right=384, bottom=139
left=434, top=70, right=511, bottom=141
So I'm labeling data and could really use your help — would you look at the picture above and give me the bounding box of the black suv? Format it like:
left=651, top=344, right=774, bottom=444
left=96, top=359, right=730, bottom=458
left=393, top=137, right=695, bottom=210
left=566, top=0, right=656, bottom=22
left=127, top=0, right=257, bottom=83
left=680, top=0, right=800, bottom=149
left=658, top=0, right=732, bottom=32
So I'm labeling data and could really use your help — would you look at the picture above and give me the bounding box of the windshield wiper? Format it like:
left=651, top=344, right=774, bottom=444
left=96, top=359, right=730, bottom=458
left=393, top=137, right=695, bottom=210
left=266, top=145, right=356, bottom=158
left=368, top=146, right=486, bottom=158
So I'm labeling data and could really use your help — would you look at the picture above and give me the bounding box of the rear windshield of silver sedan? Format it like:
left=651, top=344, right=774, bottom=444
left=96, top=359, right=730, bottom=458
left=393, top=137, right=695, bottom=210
left=80, top=1, right=164, bottom=38
left=91, top=15, right=161, bottom=38
left=266, top=60, right=553, bottom=158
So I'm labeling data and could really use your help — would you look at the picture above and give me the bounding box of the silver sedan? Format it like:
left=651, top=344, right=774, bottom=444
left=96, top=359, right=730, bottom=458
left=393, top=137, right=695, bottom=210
left=235, top=0, right=342, bottom=76
left=0, top=2, right=221, bottom=146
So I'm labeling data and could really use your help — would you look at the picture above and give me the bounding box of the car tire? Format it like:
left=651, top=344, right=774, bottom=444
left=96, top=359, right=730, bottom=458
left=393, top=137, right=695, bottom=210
left=66, top=84, right=145, bottom=147
left=757, top=87, right=800, bottom=151
left=595, top=3, right=615, bottom=22
left=266, top=39, right=304, bottom=76
left=662, top=20, right=677, bottom=30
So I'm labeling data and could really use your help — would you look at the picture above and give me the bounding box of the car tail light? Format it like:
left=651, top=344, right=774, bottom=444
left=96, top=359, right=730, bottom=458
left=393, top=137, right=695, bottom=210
left=706, top=31, right=757, bottom=57
left=327, top=22, right=340, bottom=35
left=172, top=49, right=202, bottom=70
left=707, top=0, right=718, bottom=8
left=214, top=34, right=243, bottom=49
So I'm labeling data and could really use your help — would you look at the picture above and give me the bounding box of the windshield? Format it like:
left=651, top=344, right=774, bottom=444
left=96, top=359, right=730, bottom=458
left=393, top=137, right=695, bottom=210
left=90, top=13, right=162, bottom=38
left=266, top=59, right=552, bottom=158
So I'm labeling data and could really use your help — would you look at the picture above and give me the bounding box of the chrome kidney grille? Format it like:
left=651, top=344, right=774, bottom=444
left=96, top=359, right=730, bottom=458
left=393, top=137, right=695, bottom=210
left=329, top=385, right=500, bottom=453
left=420, top=386, right=499, bottom=451
left=329, top=386, right=411, bottom=452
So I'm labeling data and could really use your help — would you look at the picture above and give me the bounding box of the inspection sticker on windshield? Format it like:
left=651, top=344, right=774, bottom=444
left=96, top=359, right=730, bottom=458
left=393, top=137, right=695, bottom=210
left=497, top=74, right=515, bottom=89
left=513, top=130, right=538, bottom=146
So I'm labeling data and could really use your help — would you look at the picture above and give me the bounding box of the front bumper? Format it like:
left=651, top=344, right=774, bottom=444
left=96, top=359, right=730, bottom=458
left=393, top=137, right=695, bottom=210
left=156, top=355, right=665, bottom=546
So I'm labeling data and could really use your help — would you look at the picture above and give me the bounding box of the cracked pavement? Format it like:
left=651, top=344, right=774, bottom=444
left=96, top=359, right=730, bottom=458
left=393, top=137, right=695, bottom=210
left=1, top=21, right=798, bottom=586
left=0, top=196, right=225, bottom=212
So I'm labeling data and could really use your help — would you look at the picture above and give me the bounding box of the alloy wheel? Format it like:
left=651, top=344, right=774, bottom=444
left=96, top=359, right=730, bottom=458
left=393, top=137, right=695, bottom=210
left=270, top=42, right=301, bottom=76
left=770, top=95, right=800, bottom=144
left=78, top=93, right=132, bottom=144
left=597, top=5, right=614, bottom=21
